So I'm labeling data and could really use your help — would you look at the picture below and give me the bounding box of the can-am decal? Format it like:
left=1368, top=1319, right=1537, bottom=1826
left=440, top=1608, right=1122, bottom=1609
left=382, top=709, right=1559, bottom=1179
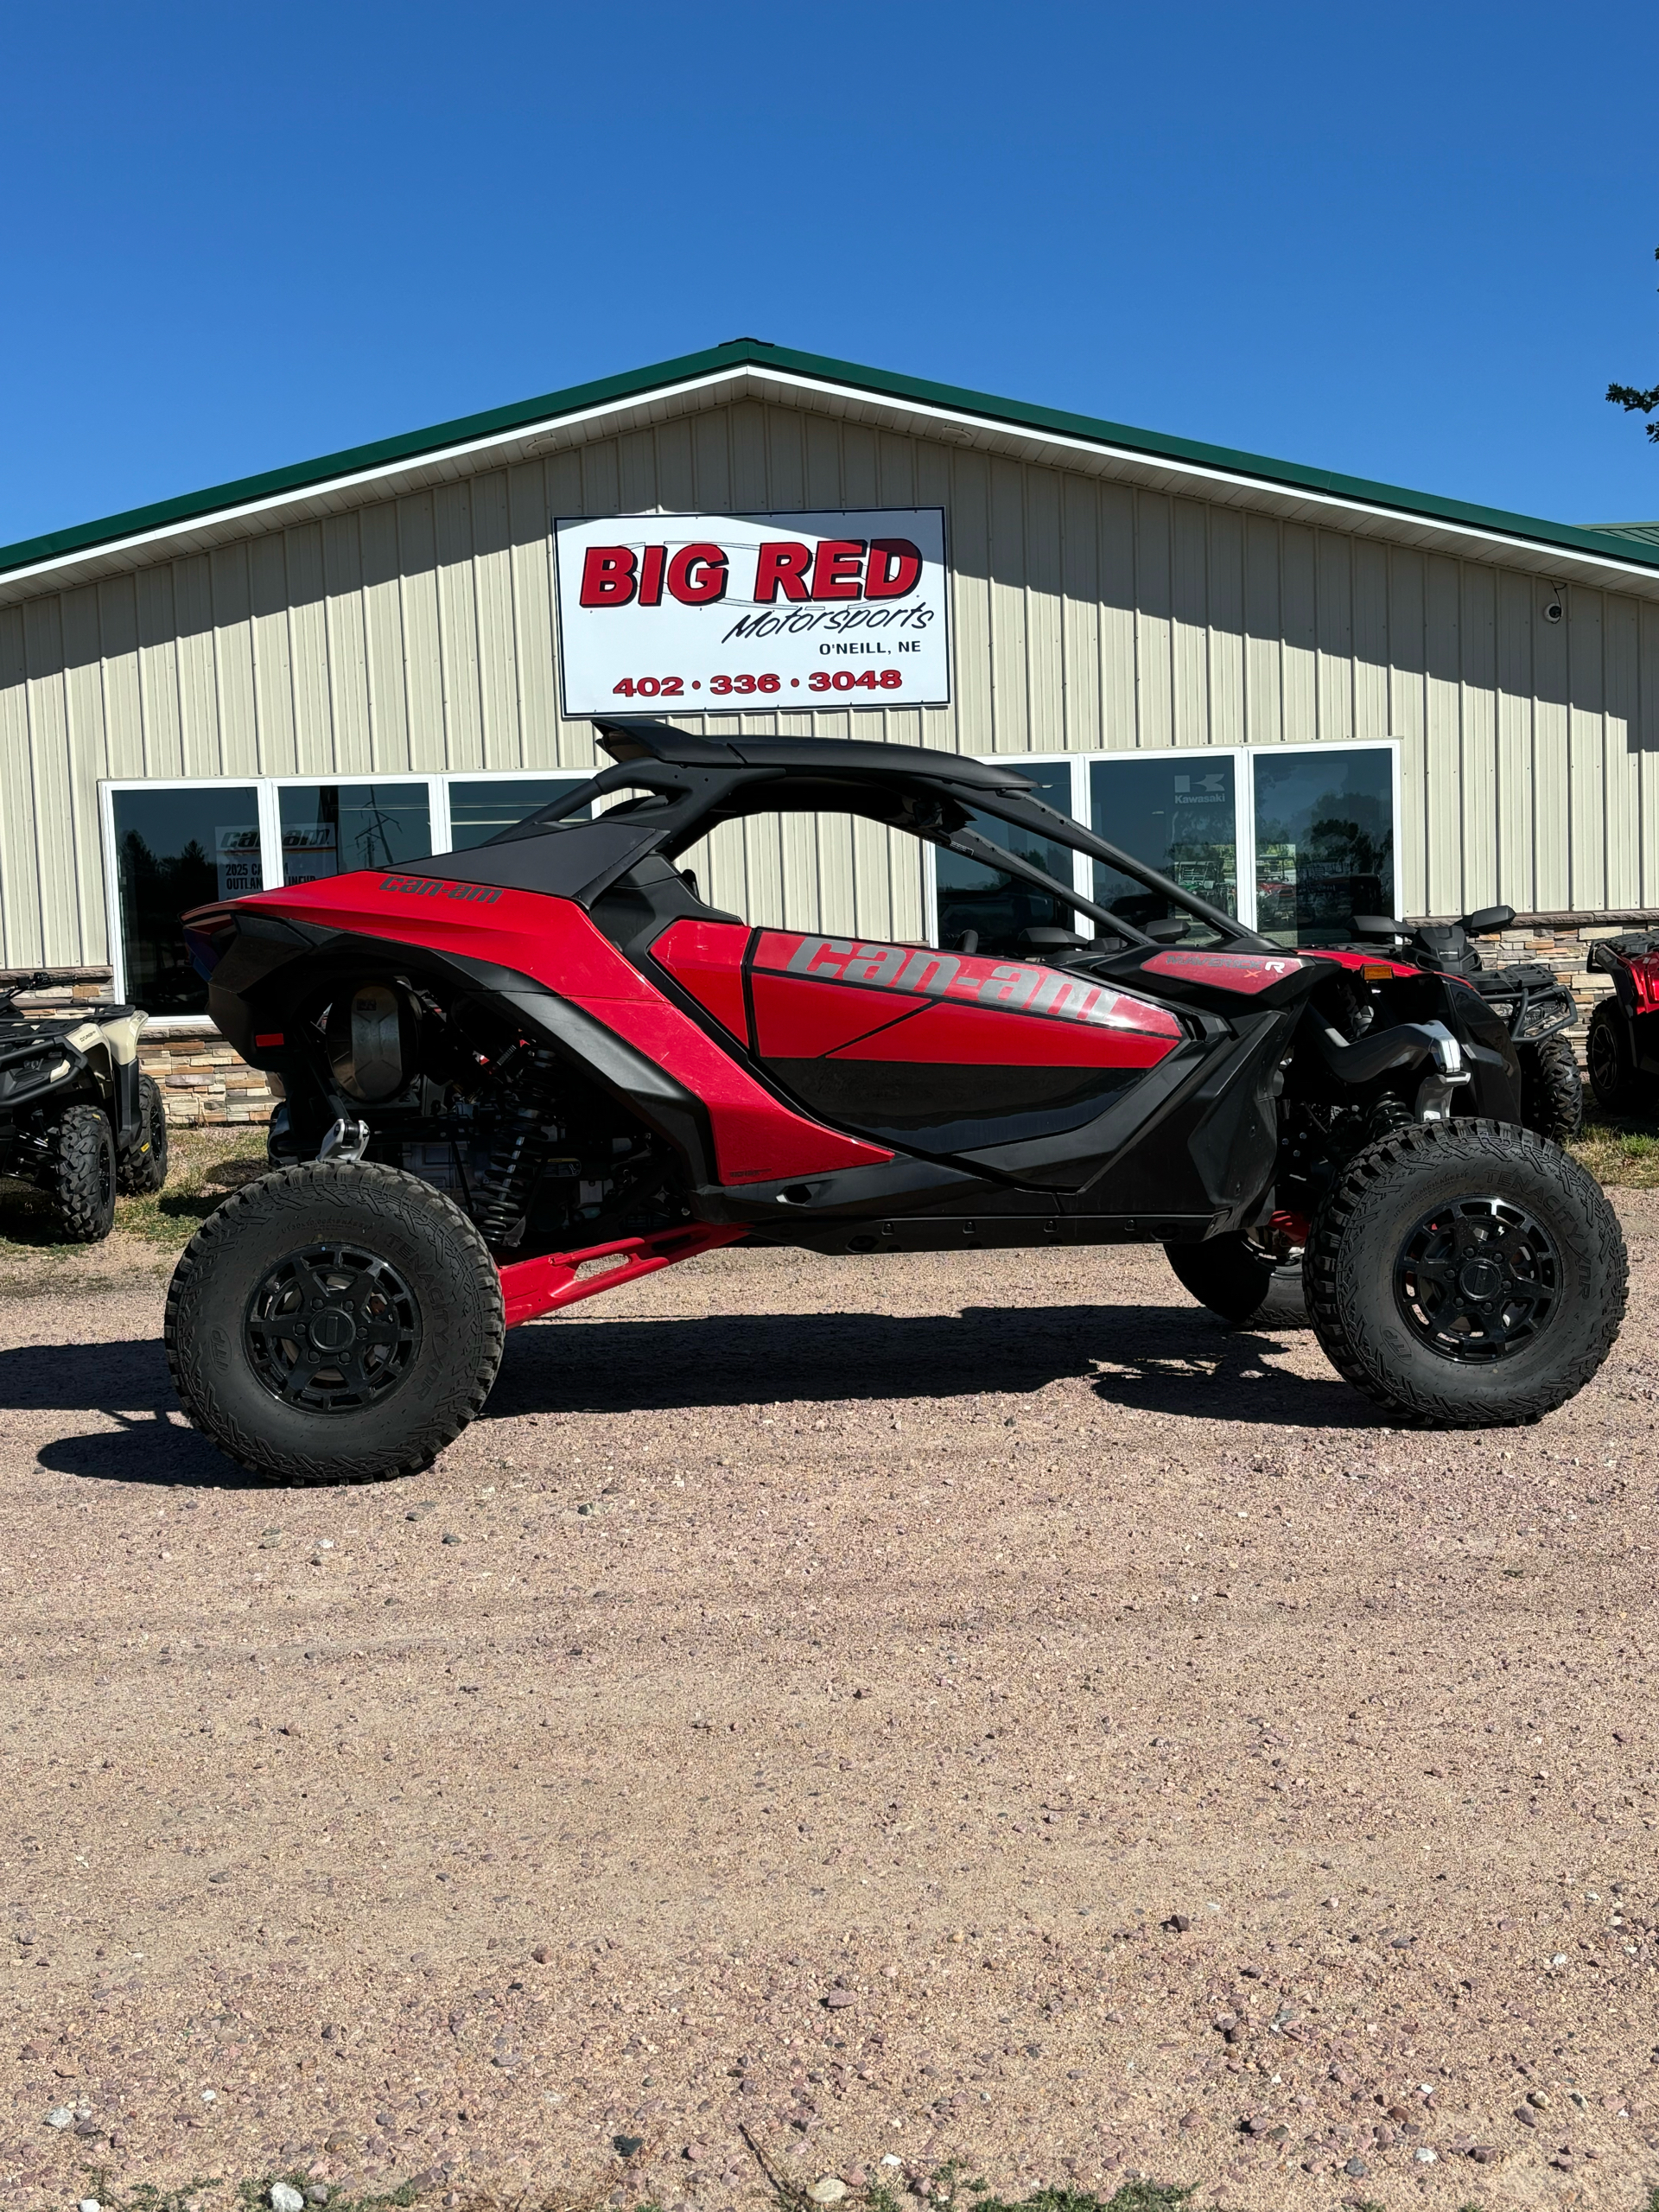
left=755, top=932, right=1182, bottom=1038
left=380, top=874, right=503, bottom=906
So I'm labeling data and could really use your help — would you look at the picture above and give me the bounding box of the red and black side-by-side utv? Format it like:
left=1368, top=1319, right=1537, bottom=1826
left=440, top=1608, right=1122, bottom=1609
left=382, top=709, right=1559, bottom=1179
left=167, top=721, right=1627, bottom=1484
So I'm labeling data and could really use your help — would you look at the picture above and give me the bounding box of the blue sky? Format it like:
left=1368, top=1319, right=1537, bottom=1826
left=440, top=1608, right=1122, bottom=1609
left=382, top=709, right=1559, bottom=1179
left=3, top=0, right=1656, bottom=547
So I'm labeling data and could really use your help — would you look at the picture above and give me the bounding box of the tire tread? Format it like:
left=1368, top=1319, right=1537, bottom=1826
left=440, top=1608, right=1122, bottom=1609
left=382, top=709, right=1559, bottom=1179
left=1305, top=1118, right=1627, bottom=1427
left=164, top=1160, right=505, bottom=1484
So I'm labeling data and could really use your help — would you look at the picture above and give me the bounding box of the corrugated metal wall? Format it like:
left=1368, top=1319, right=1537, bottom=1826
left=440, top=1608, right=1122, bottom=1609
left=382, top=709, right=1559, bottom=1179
left=3, top=396, right=1659, bottom=969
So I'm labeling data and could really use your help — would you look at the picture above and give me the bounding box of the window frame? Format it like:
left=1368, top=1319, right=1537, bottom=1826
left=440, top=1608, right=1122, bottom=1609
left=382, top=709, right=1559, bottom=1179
left=924, top=740, right=1401, bottom=946
left=98, top=768, right=594, bottom=1019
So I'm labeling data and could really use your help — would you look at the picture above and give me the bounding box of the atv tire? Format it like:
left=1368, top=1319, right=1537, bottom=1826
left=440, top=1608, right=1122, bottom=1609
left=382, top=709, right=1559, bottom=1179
left=1517, top=1035, right=1584, bottom=1143
left=1306, top=1119, right=1626, bottom=1427
left=166, top=1160, right=505, bottom=1484
left=1587, top=999, right=1637, bottom=1112
left=41, top=1104, right=117, bottom=1243
left=116, top=1072, right=169, bottom=1195
left=1166, top=1233, right=1309, bottom=1329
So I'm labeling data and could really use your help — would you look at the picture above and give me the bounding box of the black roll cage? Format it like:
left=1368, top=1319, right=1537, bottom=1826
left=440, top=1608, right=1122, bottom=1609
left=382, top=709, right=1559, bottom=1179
left=488, top=741, right=1274, bottom=955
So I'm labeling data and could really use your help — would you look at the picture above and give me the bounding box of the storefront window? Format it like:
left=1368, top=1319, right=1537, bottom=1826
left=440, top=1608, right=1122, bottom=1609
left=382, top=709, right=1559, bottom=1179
left=448, top=777, right=589, bottom=849
left=111, top=785, right=261, bottom=1015
left=1254, top=748, right=1394, bottom=946
left=1090, top=755, right=1238, bottom=938
left=934, top=762, right=1077, bottom=953
left=279, top=783, right=432, bottom=885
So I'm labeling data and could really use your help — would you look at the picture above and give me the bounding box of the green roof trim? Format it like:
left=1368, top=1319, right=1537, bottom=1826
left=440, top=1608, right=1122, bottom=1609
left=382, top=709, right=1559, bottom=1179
left=4, top=337, right=1659, bottom=581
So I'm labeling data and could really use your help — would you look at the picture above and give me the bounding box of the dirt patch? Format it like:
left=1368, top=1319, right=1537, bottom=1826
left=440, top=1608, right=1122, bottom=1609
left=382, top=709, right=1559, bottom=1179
left=0, top=1127, right=267, bottom=1294
left=0, top=1205, right=1656, bottom=2210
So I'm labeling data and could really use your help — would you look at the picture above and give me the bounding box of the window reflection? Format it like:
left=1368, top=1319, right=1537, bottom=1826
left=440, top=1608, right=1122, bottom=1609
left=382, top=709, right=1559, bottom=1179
left=934, top=762, right=1077, bottom=955
left=1254, top=750, right=1394, bottom=946
left=112, top=785, right=261, bottom=1014
left=279, top=785, right=432, bottom=885
left=448, top=778, right=589, bottom=850
left=1090, top=756, right=1237, bottom=944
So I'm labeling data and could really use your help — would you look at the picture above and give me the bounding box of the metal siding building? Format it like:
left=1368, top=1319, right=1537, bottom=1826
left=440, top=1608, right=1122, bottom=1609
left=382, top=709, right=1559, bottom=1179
left=3, top=341, right=1659, bottom=1059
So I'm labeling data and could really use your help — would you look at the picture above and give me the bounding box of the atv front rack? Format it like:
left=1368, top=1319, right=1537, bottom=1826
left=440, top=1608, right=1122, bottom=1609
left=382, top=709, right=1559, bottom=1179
left=499, top=1224, right=747, bottom=1326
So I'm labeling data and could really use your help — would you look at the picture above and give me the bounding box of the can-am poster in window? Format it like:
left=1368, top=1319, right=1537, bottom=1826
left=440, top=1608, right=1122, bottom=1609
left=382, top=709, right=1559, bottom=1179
left=553, top=509, right=950, bottom=715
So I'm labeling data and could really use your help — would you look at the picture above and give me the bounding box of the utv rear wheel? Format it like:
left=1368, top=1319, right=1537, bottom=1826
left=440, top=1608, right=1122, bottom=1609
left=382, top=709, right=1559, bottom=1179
left=1166, top=1232, right=1309, bottom=1329
left=41, top=1104, right=117, bottom=1243
left=1306, top=1119, right=1626, bottom=1427
left=165, top=1160, right=505, bottom=1484
left=1517, top=1036, right=1583, bottom=1143
left=1587, top=999, right=1637, bottom=1112
left=116, top=1072, right=169, bottom=1195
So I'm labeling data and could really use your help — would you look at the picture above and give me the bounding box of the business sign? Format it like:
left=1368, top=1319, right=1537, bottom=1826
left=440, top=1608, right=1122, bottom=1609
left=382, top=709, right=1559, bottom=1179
left=554, top=507, right=949, bottom=716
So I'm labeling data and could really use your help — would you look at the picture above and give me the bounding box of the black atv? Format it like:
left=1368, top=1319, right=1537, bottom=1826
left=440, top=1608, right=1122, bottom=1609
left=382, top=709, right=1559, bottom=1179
left=0, top=974, right=168, bottom=1242
left=1351, top=905, right=1583, bottom=1143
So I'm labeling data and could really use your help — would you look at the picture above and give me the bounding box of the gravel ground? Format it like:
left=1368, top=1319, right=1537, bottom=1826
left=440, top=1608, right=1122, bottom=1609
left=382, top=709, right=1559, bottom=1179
left=2, top=1202, right=1658, bottom=2212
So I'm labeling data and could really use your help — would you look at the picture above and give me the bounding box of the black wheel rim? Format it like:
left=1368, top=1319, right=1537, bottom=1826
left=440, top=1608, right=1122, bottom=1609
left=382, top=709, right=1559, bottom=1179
left=1393, top=1196, right=1560, bottom=1363
left=245, top=1243, right=422, bottom=1412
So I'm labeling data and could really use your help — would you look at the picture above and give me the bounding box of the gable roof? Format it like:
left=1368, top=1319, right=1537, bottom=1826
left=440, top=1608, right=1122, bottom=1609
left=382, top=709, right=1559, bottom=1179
left=1591, top=520, right=1659, bottom=546
left=3, top=337, right=1659, bottom=609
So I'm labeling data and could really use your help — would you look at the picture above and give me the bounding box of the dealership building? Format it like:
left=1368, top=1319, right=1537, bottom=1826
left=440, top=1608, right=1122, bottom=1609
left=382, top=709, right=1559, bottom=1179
left=2, top=337, right=1658, bottom=1122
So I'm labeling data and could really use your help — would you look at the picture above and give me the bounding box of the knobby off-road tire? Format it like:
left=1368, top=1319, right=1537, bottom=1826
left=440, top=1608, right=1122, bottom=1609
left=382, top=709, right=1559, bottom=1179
left=1517, top=1036, right=1585, bottom=1143
left=1165, top=1233, right=1310, bottom=1329
left=41, top=1104, right=117, bottom=1242
left=116, top=1071, right=169, bottom=1195
left=1587, top=999, right=1637, bottom=1113
left=1306, top=1119, right=1626, bottom=1427
left=165, top=1160, right=505, bottom=1484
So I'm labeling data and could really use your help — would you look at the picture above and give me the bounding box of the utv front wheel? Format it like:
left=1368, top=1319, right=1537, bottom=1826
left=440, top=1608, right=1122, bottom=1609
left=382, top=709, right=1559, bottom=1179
left=1306, top=1120, right=1626, bottom=1427
left=1517, top=1036, right=1584, bottom=1143
left=165, top=1160, right=505, bottom=1484
left=116, top=1072, right=169, bottom=1195
left=1166, top=1232, right=1308, bottom=1329
left=41, top=1104, right=117, bottom=1242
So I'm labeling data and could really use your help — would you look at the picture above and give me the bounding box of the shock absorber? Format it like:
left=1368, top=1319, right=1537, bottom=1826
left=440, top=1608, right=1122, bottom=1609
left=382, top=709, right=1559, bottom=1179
left=473, top=1054, right=558, bottom=1244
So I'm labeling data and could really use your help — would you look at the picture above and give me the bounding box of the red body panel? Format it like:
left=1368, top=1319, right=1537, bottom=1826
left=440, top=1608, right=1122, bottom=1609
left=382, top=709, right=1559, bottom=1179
left=750, top=970, right=927, bottom=1058
left=1141, top=948, right=1306, bottom=995
left=827, top=1000, right=1175, bottom=1068
left=225, top=873, right=892, bottom=1185
left=650, top=917, right=750, bottom=1039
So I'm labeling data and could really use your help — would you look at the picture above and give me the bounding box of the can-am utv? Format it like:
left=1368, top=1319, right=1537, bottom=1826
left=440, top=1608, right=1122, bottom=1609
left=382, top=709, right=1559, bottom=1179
left=167, top=721, right=1627, bottom=1484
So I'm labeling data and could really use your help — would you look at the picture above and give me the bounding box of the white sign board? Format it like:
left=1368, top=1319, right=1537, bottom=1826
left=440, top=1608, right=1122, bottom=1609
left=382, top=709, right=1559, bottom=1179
left=554, top=507, right=949, bottom=716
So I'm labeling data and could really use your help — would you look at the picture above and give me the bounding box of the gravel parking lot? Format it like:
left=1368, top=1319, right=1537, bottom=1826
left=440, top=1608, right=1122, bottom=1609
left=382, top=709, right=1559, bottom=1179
left=1, top=1193, right=1657, bottom=2211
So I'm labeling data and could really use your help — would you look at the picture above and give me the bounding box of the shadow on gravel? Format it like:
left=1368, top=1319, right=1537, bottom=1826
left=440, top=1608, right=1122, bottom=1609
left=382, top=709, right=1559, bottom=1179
left=487, top=1301, right=1376, bottom=1430
left=0, top=1300, right=1376, bottom=1491
left=0, top=1337, right=270, bottom=1487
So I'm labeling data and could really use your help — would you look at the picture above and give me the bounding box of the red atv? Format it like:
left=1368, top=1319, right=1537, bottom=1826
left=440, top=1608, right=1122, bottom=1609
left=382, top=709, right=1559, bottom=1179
left=1586, top=931, right=1659, bottom=1111
left=168, top=721, right=1626, bottom=1484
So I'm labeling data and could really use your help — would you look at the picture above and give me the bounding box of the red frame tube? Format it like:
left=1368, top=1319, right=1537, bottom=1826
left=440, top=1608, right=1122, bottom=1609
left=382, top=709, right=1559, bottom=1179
left=497, top=1224, right=747, bottom=1327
